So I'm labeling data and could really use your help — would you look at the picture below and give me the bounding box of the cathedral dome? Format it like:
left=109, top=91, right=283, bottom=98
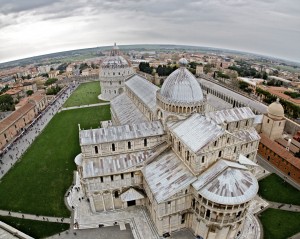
left=268, top=98, right=284, bottom=120
left=159, top=58, right=203, bottom=104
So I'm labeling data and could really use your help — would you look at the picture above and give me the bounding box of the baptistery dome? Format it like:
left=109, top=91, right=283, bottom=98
left=98, top=43, right=135, bottom=101
left=160, top=58, right=204, bottom=104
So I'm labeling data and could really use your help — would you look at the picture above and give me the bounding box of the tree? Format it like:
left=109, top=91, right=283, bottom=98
left=45, top=78, right=58, bottom=86
left=46, top=86, right=62, bottom=95
left=0, top=94, right=15, bottom=111
left=26, top=90, right=34, bottom=96
left=138, top=62, right=153, bottom=75
left=263, top=72, right=268, bottom=80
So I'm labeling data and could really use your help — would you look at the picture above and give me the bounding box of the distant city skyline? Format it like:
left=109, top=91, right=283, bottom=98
left=0, top=0, right=299, bottom=63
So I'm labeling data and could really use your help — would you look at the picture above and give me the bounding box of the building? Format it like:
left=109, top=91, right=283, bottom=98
left=74, top=58, right=261, bottom=239
left=196, top=65, right=204, bottom=75
left=98, top=43, right=135, bottom=101
left=238, top=77, right=264, bottom=93
left=0, top=102, right=36, bottom=150
left=261, top=98, right=285, bottom=140
left=258, top=98, right=300, bottom=183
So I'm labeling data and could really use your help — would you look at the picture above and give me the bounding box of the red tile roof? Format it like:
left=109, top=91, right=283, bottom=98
left=260, top=133, right=300, bottom=169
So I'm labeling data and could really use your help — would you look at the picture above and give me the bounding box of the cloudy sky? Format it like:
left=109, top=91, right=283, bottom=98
left=0, top=0, right=299, bottom=63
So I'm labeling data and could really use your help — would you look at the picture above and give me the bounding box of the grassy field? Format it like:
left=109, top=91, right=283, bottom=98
left=0, top=215, right=69, bottom=239
left=0, top=105, right=111, bottom=217
left=63, top=81, right=106, bottom=107
left=258, top=174, right=300, bottom=205
left=260, top=208, right=300, bottom=239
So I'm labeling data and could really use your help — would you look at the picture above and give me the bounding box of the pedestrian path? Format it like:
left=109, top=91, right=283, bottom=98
left=60, top=102, right=110, bottom=111
left=268, top=201, right=300, bottom=212
left=0, top=209, right=71, bottom=224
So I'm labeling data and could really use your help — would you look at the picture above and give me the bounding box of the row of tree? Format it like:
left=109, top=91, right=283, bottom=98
left=256, top=87, right=300, bottom=118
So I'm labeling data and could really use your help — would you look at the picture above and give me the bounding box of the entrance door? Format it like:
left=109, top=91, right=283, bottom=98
left=127, top=200, right=136, bottom=207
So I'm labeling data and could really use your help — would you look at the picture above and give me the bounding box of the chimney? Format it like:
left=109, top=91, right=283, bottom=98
left=286, top=138, right=292, bottom=151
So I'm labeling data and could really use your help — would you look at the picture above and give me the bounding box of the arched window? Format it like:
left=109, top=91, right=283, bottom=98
left=218, top=151, right=222, bottom=157
left=95, top=146, right=98, bottom=154
left=202, top=156, right=205, bottom=163
left=112, top=143, right=116, bottom=151
left=128, top=141, right=131, bottom=149
left=144, top=138, right=147, bottom=147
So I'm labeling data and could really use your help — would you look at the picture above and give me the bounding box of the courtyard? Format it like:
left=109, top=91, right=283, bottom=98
left=258, top=174, right=300, bottom=239
left=63, top=81, right=106, bottom=107
left=0, top=105, right=110, bottom=237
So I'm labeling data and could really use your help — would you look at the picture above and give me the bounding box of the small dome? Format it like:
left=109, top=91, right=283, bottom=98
left=179, top=58, right=188, bottom=66
left=268, top=98, right=284, bottom=120
left=159, top=59, right=203, bottom=104
left=74, top=153, right=83, bottom=166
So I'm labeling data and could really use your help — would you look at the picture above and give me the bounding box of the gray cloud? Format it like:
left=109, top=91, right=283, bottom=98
left=0, top=0, right=299, bottom=63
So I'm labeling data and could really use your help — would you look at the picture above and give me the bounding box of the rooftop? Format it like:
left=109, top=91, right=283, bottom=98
left=193, top=160, right=258, bottom=205
left=170, top=114, right=224, bottom=154
left=205, top=107, right=256, bottom=125
left=143, top=150, right=196, bottom=203
left=82, top=149, right=156, bottom=178
left=125, top=75, right=159, bottom=113
left=79, top=121, right=164, bottom=146
left=110, top=93, right=147, bottom=125
left=260, top=133, right=300, bottom=169
left=0, top=102, right=36, bottom=133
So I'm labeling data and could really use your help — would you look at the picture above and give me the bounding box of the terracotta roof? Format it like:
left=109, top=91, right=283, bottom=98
left=0, top=102, right=36, bottom=133
left=275, top=138, right=300, bottom=155
left=259, top=86, right=300, bottom=105
left=5, top=88, right=22, bottom=95
left=260, top=133, right=300, bottom=168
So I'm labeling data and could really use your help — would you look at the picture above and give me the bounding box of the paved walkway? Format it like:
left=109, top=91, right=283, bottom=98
left=268, top=201, right=300, bottom=212
left=0, top=209, right=70, bottom=224
left=0, top=84, right=78, bottom=180
left=60, top=102, right=110, bottom=111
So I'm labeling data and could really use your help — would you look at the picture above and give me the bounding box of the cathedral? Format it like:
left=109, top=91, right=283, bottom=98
left=74, top=49, right=262, bottom=238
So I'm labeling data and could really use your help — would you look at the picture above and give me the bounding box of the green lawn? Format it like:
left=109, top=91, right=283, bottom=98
left=0, top=215, right=69, bottom=239
left=258, top=174, right=300, bottom=205
left=63, top=81, right=106, bottom=107
left=0, top=106, right=111, bottom=217
left=260, top=208, right=300, bottom=239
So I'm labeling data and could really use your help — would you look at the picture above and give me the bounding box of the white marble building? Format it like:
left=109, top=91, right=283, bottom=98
left=98, top=43, right=135, bottom=101
left=75, top=58, right=261, bottom=239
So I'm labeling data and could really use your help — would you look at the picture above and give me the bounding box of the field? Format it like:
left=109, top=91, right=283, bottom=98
left=0, top=105, right=111, bottom=217
left=0, top=215, right=69, bottom=239
left=258, top=173, right=300, bottom=205
left=63, top=81, right=106, bottom=107
left=260, top=208, right=300, bottom=239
